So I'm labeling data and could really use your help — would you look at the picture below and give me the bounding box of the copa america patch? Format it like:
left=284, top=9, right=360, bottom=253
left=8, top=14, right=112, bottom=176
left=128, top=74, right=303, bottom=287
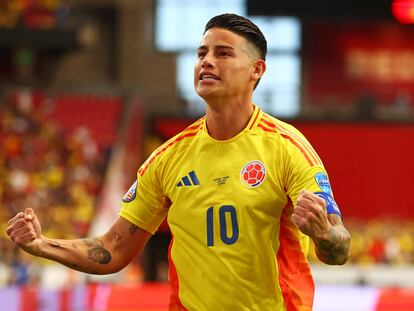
left=314, top=172, right=332, bottom=194
left=122, top=180, right=138, bottom=202
left=240, top=160, right=266, bottom=188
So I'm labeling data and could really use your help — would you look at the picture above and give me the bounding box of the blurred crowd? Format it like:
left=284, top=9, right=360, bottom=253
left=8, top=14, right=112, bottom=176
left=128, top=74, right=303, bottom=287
left=0, top=90, right=108, bottom=286
left=0, top=0, right=69, bottom=29
left=309, top=219, right=414, bottom=265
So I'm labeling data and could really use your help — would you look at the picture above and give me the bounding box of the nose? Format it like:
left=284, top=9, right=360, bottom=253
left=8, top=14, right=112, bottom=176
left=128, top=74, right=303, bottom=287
left=201, top=52, right=214, bottom=69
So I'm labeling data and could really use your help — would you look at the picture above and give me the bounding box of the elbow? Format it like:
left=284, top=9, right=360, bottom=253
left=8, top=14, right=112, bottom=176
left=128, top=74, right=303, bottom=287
left=317, top=252, right=349, bottom=266
left=340, top=231, right=351, bottom=265
left=332, top=251, right=349, bottom=266
left=101, top=253, right=131, bottom=275
left=331, top=232, right=351, bottom=265
left=106, top=265, right=125, bottom=275
left=317, top=254, right=347, bottom=266
left=91, top=262, right=128, bottom=275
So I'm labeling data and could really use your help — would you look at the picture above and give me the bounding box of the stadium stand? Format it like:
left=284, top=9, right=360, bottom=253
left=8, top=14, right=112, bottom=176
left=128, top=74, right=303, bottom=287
left=0, top=88, right=123, bottom=286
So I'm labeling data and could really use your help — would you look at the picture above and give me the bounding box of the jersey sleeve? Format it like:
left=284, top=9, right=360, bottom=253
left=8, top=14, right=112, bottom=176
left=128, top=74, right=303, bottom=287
left=118, top=156, right=170, bottom=235
left=282, top=126, right=340, bottom=215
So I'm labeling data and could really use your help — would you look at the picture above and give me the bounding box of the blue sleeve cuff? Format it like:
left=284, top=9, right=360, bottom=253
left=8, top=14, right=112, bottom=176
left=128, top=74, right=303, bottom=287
left=314, top=192, right=342, bottom=217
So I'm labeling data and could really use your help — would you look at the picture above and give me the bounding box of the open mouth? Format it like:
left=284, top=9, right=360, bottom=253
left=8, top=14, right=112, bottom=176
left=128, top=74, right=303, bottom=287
left=199, top=73, right=220, bottom=81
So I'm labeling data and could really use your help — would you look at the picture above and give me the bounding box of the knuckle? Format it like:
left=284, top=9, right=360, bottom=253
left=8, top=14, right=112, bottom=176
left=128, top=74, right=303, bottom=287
left=314, top=204, right=325, bottom=214
left=296, top=200, right=305, bottom=208
left=316, top=198, right=326, bottom=208
left=13, top=218, right=23, bottom=226
left=304, top=213, right=316, bottom=223
left=17, top=219, right=29, bottom=227
left=294, top=219, right=303, bottom=227
left=9, top=233, right=17, bottom=242
left=309, top=203, right=321, bottom=213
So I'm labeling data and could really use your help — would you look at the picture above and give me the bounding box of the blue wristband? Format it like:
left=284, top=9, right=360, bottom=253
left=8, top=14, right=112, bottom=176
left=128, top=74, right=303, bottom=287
left=314, top=192, right=341, bottom=216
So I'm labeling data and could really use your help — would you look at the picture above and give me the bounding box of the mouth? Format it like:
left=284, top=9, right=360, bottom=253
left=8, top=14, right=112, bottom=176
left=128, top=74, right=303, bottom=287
left=199, top=73, right=220, bottom=81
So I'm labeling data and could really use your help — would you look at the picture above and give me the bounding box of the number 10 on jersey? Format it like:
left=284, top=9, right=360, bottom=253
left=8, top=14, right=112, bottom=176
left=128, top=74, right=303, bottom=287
left=206, top=205, right=239, bottom=246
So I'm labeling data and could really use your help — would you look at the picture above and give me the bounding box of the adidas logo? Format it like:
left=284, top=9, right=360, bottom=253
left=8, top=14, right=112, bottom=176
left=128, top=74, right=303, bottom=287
left=177, top=170, right=200, bottom=187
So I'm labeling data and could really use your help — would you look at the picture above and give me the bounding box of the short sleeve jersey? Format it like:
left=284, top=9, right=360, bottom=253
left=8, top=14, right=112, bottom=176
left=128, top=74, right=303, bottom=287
left=119, top=106, right=334, bottom=311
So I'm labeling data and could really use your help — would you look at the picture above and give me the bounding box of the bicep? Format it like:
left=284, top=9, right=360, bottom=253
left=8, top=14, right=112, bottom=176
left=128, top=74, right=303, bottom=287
left=102, top=216, right=152, bottom=270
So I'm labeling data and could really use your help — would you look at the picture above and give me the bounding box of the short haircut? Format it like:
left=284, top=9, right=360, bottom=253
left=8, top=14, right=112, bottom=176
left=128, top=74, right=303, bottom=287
left=204, top=13, right=267, bottom=89
left=204, top=13, right=267, bottom=61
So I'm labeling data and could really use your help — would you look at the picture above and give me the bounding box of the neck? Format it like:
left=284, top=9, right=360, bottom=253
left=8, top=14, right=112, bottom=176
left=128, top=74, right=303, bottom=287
left=205, top=98, right=255, bottom=140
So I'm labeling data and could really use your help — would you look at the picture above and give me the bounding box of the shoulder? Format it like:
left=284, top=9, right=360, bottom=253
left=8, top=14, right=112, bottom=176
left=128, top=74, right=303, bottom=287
left=256, top=112, right=323, bottom=167
left=256, top=112, right=305, bottom=140
left=159, top=117, right=204, bottom=150
left=138, top=117, right=204, bottom=176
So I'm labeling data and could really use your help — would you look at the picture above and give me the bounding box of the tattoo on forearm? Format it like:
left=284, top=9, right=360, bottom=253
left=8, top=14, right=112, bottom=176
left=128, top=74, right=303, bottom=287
left=129, top=224, right=138, bottom=236
left=72, top=242, right=77, bottom=249
left=82, top=238, right=112, bottom=264
left=316, top=228, right=350, bottom=264
left=83, top=238, right=98, bottom=247
left=32, top=238, right=59, bottom=257
left=45, top=238, right=61, bottom=248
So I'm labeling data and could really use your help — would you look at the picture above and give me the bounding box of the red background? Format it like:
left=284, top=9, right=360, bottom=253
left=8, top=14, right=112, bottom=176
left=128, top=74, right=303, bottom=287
left=295, top=122, right=414, bottom=220
left=305, top=22, right=414, bottom=106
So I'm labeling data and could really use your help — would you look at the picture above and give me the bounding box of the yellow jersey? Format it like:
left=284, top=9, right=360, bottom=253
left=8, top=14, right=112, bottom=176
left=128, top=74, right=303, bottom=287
left=119, top=105, right=335, bottom=311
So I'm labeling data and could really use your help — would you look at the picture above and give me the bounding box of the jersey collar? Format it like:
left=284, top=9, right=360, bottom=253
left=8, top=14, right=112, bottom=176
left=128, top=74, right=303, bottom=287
left=201, top=104, right=263, bottom=142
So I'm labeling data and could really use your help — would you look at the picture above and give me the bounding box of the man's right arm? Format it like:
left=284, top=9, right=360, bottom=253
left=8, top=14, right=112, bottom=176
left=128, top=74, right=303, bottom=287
left=7, top=208, right=152, bottom=275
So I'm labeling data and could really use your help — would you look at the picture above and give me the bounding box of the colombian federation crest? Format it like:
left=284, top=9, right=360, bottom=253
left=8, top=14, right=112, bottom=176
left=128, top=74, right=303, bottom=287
left=240, top=160, right=266, bottom=188
left=122, top=180, right=138, bottom=202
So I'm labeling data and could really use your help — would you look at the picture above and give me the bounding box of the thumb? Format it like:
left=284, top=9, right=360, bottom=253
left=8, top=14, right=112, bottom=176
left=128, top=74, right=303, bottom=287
left=24, top=208, right=42, bottom=237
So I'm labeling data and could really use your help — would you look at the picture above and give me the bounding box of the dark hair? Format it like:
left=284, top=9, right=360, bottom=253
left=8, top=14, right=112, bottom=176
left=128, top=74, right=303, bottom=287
left=204, top=13, right=267, bottom=89
left=204, top=13, right=267, bottom=61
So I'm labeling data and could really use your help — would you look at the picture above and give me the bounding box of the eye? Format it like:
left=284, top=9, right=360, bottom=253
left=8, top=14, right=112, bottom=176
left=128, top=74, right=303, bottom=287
left=197, top=51, right=207, bottom=58
left=217, top=49, right=233, bottom=57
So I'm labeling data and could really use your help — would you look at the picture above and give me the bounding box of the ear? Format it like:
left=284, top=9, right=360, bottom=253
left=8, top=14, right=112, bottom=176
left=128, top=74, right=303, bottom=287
left=251, top=59, right=266, bottom=83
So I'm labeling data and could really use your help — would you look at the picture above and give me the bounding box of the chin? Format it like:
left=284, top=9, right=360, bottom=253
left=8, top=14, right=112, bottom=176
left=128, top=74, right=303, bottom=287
left=196, top=89, right=212, bottom=100
left=196, top=87, right=222, bottom=100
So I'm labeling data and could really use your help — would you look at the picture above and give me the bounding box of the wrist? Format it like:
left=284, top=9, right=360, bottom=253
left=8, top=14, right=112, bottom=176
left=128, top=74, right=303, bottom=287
left=22, top=235, right=45, bottom=257
left=28, top=236, right=62, bottom=258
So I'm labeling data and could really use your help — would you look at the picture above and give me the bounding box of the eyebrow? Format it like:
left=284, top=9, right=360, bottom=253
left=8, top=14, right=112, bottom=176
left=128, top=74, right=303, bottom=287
left=197, top=45, right=235, bottom=51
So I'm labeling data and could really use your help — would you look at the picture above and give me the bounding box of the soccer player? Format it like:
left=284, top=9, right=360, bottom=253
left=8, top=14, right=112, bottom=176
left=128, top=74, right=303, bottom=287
left=7, top=13, right=350, bottom=310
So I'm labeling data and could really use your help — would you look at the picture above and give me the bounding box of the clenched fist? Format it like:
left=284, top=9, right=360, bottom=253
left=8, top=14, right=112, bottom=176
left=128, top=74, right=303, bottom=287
left=291, top=189, right=332, bottom=241
left=6, top=208, right=43, bottom=255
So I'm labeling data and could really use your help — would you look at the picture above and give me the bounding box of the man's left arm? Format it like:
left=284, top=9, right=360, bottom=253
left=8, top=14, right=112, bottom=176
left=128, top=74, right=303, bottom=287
left=292, top=190, right=351, bottom=265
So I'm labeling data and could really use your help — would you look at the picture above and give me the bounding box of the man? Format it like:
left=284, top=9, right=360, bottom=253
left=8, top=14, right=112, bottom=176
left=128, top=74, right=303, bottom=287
left=7, top=13, right=350, bottom=310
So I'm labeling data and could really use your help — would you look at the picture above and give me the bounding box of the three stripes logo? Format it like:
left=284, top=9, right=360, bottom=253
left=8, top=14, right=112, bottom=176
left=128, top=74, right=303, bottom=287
left=177, top=170, right=200, bottom=187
